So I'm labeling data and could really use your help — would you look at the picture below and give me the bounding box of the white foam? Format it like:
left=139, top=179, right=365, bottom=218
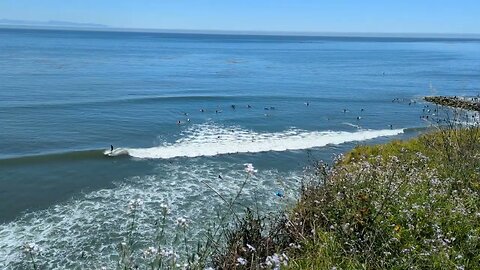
left=0, top=124, right=404, bottom=268
left=0, top=161, right=301, bottom=269
left=104, top=148, right=129, bottom=157
left=343, top=122, right=362, bottom=129
left=127, top=124, right=404, bottom=159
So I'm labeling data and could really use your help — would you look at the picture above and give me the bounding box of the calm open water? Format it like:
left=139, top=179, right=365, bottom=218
left=0, top=28, right=479, bottom=268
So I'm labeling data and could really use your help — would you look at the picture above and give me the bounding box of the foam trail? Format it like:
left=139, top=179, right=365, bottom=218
left=127, top=124, right=404, bottom=159
left=343, top=122, right=362, bottom=129
left=0, top=161, right=302, bottom=269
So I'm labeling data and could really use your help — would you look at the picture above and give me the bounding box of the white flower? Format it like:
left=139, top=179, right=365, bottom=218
left=160, top=203, right=170, bottom=214
left=265, top=253, right=288, bottom=269
left=237, top=257, right=247, bottom=265
left=23, top=242, right=41, bottom=254
left=142, top=246, right=158, bottom=258
left=160, top=248, right=179, bottom=260
left=244, top=163, right=258, bottom=175
left=160, top=248, right=173, bottom=257
left=246, top=243, right=256, bottom=252
left=265, top=253, right=281, bottom=268
left=289, top=243, right=301, bottom=249
left=175, top=217, right=188, bottom=228
left=127, top=199, right=143, bottom=212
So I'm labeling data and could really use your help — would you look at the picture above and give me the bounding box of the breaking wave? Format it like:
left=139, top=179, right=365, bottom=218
left=126, top=123, right=404, bottom=159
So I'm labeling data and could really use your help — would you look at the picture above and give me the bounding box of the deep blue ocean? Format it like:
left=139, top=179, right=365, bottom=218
left=1, top=28, right=479, bottom=268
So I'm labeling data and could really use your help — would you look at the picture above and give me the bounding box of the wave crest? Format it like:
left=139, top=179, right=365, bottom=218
left=126, top=124, right=404, bottom=159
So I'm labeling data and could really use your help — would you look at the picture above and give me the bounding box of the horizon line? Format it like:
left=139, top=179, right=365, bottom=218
left=1, top=24, right=480, bottom=39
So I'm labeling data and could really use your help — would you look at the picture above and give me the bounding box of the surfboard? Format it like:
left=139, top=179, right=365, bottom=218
left=104, top=148, right=129, bottom=157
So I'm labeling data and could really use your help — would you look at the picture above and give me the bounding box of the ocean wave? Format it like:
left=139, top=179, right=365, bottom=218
left=0, top=95, right=233, bottom=109
left=0, top=124, right=405, bottom=164
left=126, top=123, right=405, bottom=159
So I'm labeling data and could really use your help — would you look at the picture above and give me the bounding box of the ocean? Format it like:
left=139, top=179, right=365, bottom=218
left=0, top=28, right=479, bottom=268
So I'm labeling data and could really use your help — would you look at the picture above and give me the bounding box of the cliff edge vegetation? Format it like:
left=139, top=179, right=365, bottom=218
left=215, top=125, right=480, bottom=270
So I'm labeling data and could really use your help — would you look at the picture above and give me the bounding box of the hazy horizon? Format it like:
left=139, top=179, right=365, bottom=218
left=1, top=20, right=480, bottom=39
left=1, top=1, right=479, bottom=35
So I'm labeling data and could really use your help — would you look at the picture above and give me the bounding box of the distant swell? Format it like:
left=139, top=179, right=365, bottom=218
left=0, top=149, right=106, bottom=165
left=0, top=95, right=383, bottom=110
left=126, top=124, right=404, bottom=159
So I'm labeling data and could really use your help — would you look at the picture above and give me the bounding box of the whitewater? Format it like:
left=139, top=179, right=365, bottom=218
left=116, top=124, right=404, bottom=159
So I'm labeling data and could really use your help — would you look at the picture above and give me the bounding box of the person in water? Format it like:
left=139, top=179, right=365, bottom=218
left=110, top=145, right=114, bottom=152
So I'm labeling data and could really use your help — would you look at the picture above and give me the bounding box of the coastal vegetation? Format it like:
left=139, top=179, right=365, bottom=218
left=209, top=115, right=480, bottom=269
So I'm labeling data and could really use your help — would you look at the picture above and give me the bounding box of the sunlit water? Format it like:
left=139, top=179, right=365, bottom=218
left=1, top=28, right=479, bottom=268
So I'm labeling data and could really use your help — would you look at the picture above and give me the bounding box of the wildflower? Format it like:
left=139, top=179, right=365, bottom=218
left=23, top=242, right=41, bottom=255
left=266, top=253, right=287, bottom=269
left=237, top=257, right=247, bottom=265
left=127, top=199, right=144, bottom=212
left=289, top=243, right=301, bottom=249
left=246, top=243, right=256, bottom=252
left=265, top=254, right=277, bottom=266
left=160, top=203, right=170, bottom=214
left=160, top=249, right=179, bottom=260
left=175, top=217, right=188, bottom=228
left=160, top=249, right=173, bottom=257
left=142, top=246, right=158, bottom=259
left=244, top=163, right=258, bottom=175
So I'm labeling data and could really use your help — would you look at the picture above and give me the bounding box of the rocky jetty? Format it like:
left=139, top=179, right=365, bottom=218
left=424, top=96, right=480, bottom=111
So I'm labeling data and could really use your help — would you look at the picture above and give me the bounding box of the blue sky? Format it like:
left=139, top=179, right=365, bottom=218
left=0, top=0, right=478, bottom=33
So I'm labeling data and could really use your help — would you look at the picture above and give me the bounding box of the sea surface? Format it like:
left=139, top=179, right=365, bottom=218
left=1, top=28, right=479, bottom=269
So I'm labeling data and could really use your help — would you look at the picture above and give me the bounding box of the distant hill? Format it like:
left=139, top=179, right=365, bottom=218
left=0, top=19, right=107, bottom=28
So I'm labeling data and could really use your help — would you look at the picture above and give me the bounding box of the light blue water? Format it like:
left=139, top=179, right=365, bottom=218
left=0, top=28, right=479, bottom=268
